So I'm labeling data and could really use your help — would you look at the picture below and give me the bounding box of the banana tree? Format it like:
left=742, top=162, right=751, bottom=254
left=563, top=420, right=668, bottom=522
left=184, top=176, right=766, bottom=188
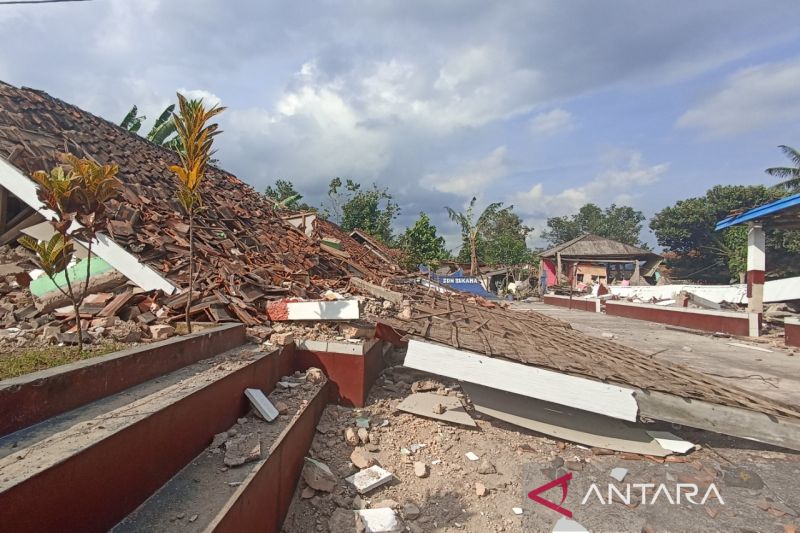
left=446, top=197, right=508, bottom=276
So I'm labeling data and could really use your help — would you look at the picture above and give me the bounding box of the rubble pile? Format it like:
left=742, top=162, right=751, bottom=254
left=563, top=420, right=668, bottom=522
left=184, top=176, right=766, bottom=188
left=0, top=82, right=408, bottom=329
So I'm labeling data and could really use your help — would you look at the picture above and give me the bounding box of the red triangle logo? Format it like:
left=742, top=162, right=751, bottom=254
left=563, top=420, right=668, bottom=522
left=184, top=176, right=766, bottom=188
left=528, top=472, right=573, bottom=518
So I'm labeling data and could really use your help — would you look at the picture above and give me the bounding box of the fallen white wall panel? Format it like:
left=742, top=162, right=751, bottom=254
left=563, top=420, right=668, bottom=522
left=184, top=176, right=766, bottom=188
left=0, top=157, right=177, bottom=295
left=609, top=284, right=748, bottom=304
left=287, top=300, right=360, bottom=320
left=463, top=383, right=680, bottom=456
left=764, top=276, right=800, bottom=303
left=404, top=339, right=639, bottom=422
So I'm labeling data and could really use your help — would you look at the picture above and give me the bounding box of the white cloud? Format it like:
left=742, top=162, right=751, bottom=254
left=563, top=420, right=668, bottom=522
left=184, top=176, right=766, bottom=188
left=529, top=108, right=574, bottom=136
left=178, top=88, right=223, bottom=107
left=513, top=152, right=668, bottom=219
left=426, top=146, right=508, bottom=196
left=677, top=58, right=800, bottom=137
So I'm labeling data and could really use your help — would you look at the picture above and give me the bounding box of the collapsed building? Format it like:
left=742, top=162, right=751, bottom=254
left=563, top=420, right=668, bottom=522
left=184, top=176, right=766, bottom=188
left=1, top=82, right=799, bottom=532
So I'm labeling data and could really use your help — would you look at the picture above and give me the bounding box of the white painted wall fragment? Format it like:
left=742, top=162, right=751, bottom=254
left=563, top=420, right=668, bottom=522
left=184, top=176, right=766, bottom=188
left=404, top=339, right=639, bottom=421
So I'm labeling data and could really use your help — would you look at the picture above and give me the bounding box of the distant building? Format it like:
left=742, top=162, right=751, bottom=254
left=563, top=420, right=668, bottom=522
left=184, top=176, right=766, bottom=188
left=539, top=234, right=663, bottom=289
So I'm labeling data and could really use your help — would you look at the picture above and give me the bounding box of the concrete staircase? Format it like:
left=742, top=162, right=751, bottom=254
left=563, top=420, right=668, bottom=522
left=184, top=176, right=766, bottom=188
left=0, top=326, right=325, bottom=533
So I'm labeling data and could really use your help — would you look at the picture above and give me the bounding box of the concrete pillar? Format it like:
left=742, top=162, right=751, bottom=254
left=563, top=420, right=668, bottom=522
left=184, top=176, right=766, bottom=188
left=746, top=223, right=765, bottom=337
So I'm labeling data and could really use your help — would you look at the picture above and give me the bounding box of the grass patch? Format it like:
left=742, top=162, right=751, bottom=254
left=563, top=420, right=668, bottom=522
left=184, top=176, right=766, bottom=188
left=0, top=344, right=123, bottom=381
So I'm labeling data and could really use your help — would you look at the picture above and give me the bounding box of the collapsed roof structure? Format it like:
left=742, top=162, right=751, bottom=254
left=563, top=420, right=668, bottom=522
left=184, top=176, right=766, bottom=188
left=0, top=81, right=405, bottom=325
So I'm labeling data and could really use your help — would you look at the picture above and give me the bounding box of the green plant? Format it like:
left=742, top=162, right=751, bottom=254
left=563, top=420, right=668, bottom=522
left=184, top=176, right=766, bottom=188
left=446, top=197, right=508, bottom=275
left=19, top=154, right=121, bottom=351
left=167, top=93, right=225, bottom=333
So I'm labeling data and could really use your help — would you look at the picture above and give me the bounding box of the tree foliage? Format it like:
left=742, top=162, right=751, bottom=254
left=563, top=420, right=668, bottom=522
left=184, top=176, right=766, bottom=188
left=120, top=103, right=183, bottom=151
left=542, top=203, right=646, bottom=247
left=650, top=185, right=800, bottom=282
left=765, top=145, right=800, bottom=191
left=264, top=179, right=315, bottom=211
left=446, top=198, right=529, bottom=274
left=323, top=178, right=400, bottom=244
left=167, top=94, right=225, bottom=333
left=399, top=213, right=449, bottom=269
left=456, top=207, right=533, bottom=267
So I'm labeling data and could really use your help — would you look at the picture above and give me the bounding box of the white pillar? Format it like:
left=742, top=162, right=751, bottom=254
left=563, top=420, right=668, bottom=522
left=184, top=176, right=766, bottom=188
left=746, top=223, right=765, bottom=337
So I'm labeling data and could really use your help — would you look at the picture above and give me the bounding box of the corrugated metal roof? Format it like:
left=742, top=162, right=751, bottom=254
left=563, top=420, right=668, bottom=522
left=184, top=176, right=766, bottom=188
left=715, top=192, right=800, bottom=230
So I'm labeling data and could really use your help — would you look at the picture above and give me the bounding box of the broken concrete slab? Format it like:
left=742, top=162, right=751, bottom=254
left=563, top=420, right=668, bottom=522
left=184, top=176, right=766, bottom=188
left=396, top=392, right=476, bottom=427
left=302, top=457, right=337, bottom=492
left=356, top=508, right=403, bottom=532
left=346, top=465, right=393, bottom=494
left=463, top=383, right=689, bottom=457
left=244, top=388, right=280, bottom=422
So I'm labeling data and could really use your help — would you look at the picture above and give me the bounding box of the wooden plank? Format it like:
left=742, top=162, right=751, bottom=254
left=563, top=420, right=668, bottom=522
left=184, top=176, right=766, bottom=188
left=463, top=383, right=679, bottom=456
left=635, top=390, right=800, bottom=452
left=349, top=277, right=404, bottom=305
left=404, top=339, right=639, bottom=422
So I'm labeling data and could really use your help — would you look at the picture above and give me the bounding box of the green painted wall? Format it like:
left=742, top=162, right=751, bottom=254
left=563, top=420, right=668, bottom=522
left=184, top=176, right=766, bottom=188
left=30, top=257, right=116, bottom=297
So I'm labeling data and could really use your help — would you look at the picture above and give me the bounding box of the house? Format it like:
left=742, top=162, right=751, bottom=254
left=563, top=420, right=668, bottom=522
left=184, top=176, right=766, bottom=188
left=539, top=234, right=663, bottom=289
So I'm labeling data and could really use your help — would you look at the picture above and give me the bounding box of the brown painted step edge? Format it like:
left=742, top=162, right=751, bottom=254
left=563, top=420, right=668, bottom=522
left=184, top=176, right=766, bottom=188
left=0, top=322, right=246, bottom=437
left=0, top=345, right=294, bottom=533
left=206, top=380, right=330, bottom=533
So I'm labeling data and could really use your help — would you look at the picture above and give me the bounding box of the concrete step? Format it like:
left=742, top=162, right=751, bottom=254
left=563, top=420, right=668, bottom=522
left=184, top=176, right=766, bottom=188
left=0, top=323, right=246, bottom=437
left=0, top=344, right=296, bottom=533
left=113, top=371, right=328, bottom=533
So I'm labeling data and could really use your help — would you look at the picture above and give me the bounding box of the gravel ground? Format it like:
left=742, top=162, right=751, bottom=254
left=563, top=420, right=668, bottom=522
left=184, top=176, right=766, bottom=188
left=282, top=363, right=800, bottom=533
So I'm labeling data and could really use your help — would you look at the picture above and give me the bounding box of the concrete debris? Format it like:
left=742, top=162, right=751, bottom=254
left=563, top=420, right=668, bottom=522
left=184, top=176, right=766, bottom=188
left=244, top=388, right=280, bottom=422
left=210, top=431, right=228, bottom=449
left=328, top=508, right=364, bottom=533
left=300, top=486, right=316, bottom=499
left=477, top=459, right=496, bottom=475
left=306, top=367, right=326, bottom=383
left=275, top=401, right=289, bottom=415
left=610, top=467, right=628, bottom=482
left=356, top=508, right=403, bottom=532
left=271, top=332, right=295, bottom=346
left=402, top=503, right=420, bottom=520
left=357, top=427, right=370, bottom=444
left=553, top=516, right=589, bottom=532
left=346, top=465, right=393, bottom=494
left=223, top=433, right=261, bottom=467
left=396, top=392, right=476, bottom=427
left=413, top=461, right=428, bottom=478
left=148, top=324, right=175, bottom=341
left=345, top=427, right=360, bottom=446
left=350, top=447, right=376, bottom=469
left=465, top=452, right=479, bottom=461
left=302, top=457, right=337, bottom=492
left=475, top=482, right=487, bottom=497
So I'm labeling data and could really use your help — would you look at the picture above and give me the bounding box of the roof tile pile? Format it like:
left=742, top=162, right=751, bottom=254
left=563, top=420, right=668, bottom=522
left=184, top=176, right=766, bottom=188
left=0, top=82, right=386, bottom=324
left=377, top=286, right=800, bottom=419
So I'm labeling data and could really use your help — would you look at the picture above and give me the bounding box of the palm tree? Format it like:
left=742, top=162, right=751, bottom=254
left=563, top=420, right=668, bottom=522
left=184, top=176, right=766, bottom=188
left=765, top=145, right=800, bottom=190
left=445, top=197, right=508, bottom=276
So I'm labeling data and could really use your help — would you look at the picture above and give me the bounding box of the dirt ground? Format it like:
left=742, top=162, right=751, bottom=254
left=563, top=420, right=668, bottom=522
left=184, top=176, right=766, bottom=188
left=282, top=362, right=800, bottom=533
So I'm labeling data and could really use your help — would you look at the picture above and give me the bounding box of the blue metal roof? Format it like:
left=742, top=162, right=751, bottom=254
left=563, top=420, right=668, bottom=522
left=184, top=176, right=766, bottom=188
left=715, top=192, right=800, bottom=230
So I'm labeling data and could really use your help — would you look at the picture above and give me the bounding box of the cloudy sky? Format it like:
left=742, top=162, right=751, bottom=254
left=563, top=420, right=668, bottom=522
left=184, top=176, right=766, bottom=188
left=2, top=1, right=800, bottom=252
